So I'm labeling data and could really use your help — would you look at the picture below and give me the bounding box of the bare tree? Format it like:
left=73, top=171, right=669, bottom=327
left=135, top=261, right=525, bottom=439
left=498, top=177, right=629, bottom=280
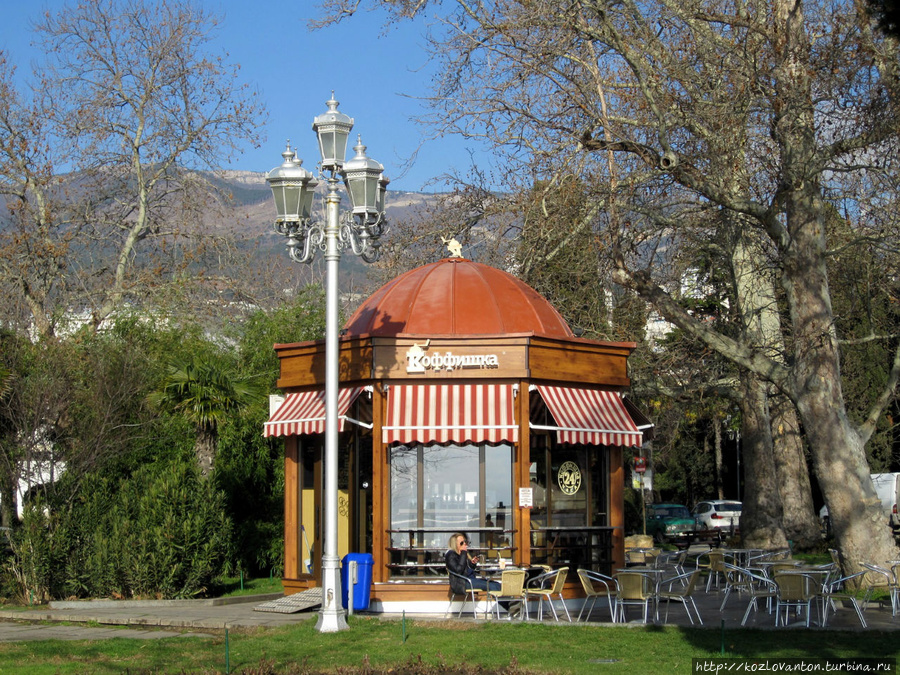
left=318, top=0, right=900, bottom=567
left=0, top=1, right=266, bottom=337
left=0, top=54, right=69, bottom=338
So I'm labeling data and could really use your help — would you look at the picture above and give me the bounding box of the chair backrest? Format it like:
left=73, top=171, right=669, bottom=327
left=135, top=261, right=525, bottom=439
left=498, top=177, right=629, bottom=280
left=626, top=549, right=647, bottom=565
left=725, top=562, right=775, bottom=594
left=828, top=548, right=843, bottom=568
left=548, top=567, right=569, bottom=594
left=768, top=561, right=800, bottom=574
left=617, top=572, right=650, bottom=600
left=448, top=570, right=475, bottom=595
left=577, top=569, right=595, bottom=595
left=499, top=569, right=527, bottom=597
left=708, top=549, right=725, bottom=572
left=683, top=568, right=702, bottom=594
left=810, top=562, right=837, bottom=587
left=774, top=572, right=813, bottom=601
left=722, top=563, right=747, bottom=588
left=661, top=568, right=700, bottom=595
left=860, top=562, right=892, bottom=588
left=578, top=569, right=614, bottom=596
left=825, top=569, right=867, bottom=594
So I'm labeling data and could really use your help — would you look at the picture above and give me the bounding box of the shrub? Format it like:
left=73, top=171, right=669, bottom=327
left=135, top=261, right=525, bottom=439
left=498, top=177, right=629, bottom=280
left=6, top=458, right=233, bottom=601
left=4, top=502, right=60, bottom=603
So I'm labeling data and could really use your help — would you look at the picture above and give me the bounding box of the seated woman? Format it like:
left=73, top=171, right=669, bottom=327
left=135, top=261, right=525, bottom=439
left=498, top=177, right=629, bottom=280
left=445, top=532, right=499, bottom=593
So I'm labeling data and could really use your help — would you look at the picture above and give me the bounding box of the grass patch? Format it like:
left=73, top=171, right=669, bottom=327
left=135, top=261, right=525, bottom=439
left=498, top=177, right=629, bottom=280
left=213, top=575, right=285, bottom=598
left=0, top=617, right=898, bottom=674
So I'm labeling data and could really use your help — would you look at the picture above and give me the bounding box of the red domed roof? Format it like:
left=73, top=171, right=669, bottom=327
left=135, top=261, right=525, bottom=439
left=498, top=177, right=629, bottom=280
left=344, top=258, right=575, bottom=338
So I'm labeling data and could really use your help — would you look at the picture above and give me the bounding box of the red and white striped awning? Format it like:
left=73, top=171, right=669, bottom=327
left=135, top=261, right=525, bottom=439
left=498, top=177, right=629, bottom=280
left=534, top=385, right=643, bottom=447
left=383, top=384, right=518, bottom=445
left=264, top=388, right=363, bottom=438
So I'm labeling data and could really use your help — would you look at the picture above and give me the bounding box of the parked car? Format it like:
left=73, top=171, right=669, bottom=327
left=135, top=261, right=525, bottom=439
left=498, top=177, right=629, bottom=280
left=692, top=500, right=742, bottom=531
left=645, top=503, right=695, bottom=543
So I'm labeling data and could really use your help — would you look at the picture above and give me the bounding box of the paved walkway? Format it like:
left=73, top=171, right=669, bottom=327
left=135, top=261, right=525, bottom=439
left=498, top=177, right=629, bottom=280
left=0, top=594, right=308, bottom=642
left=0, top=581, right=898, bottom=642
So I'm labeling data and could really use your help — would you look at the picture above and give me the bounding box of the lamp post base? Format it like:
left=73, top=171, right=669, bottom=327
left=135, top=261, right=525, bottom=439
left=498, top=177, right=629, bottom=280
left=315, top=555, right=348, bottom=633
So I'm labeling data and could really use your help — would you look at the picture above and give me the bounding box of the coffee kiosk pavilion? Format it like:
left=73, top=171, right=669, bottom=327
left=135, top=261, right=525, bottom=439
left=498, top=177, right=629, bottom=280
left=264, top=255, right=651, bottom=612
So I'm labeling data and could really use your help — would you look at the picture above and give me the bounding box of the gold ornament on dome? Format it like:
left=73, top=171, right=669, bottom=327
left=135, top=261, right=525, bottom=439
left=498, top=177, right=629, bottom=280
left=441, top=235, right=463, bottom=258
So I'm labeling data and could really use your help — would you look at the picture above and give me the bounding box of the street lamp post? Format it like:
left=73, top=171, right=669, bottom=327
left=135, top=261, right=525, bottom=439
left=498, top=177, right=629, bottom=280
left=266, top=95, right=387, bottom=633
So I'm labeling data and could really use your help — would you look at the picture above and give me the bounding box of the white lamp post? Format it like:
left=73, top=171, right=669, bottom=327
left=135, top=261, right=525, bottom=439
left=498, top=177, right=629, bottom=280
left=266, top=94, right=387, bottom=633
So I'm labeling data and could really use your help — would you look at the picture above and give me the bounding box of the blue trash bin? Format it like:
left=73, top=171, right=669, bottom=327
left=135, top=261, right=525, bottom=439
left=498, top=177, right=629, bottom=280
left=341, top=553, right=374, bottom=611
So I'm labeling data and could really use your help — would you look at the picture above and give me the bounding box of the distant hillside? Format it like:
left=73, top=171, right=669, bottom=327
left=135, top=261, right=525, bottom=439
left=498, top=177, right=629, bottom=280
left=0, top=167, right=444, bottom=311
left=210, top=169, right=441, bottom=228
left=0, top=168, right=441, bottom=234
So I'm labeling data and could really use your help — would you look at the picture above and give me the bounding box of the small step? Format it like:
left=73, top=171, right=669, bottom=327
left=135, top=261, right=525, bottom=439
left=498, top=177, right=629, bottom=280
left=254, top=588, right=322, bottom=614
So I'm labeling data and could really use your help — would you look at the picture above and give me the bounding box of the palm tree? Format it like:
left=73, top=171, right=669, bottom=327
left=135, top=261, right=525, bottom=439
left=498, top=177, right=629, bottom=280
left=148, top=355, right=262, bottom=477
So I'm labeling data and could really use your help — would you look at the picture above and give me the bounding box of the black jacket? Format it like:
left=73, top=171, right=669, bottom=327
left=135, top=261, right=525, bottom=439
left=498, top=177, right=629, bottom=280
left=445, top=549, right=475, bottom=594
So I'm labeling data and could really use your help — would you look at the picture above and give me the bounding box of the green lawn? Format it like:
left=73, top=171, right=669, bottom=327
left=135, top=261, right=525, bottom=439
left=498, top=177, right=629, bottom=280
left=213, top=575, right=285, bottom=598
left=0, top=616, right=897, bottom=675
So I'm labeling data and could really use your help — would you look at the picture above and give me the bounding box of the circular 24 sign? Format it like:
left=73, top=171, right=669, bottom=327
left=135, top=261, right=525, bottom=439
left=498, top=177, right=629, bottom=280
left=557, top=461, right=582, bottom=495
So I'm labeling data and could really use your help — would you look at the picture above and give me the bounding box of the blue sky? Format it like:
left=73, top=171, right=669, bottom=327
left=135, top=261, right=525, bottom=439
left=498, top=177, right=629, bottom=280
left=0, top=1, right=487, bottom=193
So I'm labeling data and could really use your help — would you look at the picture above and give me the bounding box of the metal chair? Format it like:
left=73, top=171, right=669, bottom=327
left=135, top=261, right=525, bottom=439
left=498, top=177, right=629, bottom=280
left=657, top=568, right=703, bottom=625
left=773, top=572, right=817, bottom=627
left=447, top=571, right=486, bottom=619
left=860, top=561, right=899, bottom=616
left=656, top=549, right=688, bottom=576
left=486, top=569, right=528, bottom=620
left=700, top=549, right=726, bottom=591
left=723, top=563, right=778, bottom=626
left=524, top=567, right=571, bottom=621
left=719, top=561, right=754, bottom=611
left=615, top=570, right=656, bottom=623
left=820, top=570, right=867, bottom=628
left=576, top=569, right=617, bottom=622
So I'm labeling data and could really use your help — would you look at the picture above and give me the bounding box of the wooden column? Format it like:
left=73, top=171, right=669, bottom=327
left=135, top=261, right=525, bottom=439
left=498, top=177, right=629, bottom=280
left=283, top=436, right=302, bottom=584
left=371, top=383, right=389, bottom=583
left=609, top=445, right=625, bottom=570
left=515, top=380, right=532, bottom=568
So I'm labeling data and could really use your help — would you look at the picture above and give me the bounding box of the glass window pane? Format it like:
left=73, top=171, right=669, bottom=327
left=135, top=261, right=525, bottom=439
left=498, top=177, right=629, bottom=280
left=422, top=444, right=479, bottom=548
left=390, top=446, right=418, bottom=543
left=550, top=448, right=588, bottom=527
left=484, top=444, right=512, bottom=547
left=588, top=449, right=609, bottom=525
left=529, top=442, right=549, bottom=527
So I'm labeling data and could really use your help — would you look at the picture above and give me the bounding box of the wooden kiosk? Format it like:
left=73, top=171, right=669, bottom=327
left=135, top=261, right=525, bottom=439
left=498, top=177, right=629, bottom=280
left=265, top=256, right=650, bottom=613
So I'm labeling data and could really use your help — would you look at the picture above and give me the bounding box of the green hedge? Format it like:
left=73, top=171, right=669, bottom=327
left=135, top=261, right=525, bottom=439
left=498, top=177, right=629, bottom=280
left=6, top=458, right=233, bottom=602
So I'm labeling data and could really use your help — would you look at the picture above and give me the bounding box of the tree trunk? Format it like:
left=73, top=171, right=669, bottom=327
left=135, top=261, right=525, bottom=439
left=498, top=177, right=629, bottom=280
left=738, top=372, right=789, bottom=550
left=0, top=465, right=16, bottom=529
left=780, top=186, right=899, bottom=567
left=769, top=394, right=820, bottom=550
left=713, top=416, right=724, bottom=500
left=770, top=0, right=897, bottom=564
left=195, top=428, right=217, bottom=478
left=730, top=223, right=821, bottom=550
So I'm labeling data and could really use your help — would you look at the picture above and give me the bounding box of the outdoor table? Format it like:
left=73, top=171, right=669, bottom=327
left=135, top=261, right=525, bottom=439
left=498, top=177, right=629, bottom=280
left=478, top=564, right=545, bottom=587
left=722, top=549, right=756, bottom=567
left=755, top=559, right=802, bottom=578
